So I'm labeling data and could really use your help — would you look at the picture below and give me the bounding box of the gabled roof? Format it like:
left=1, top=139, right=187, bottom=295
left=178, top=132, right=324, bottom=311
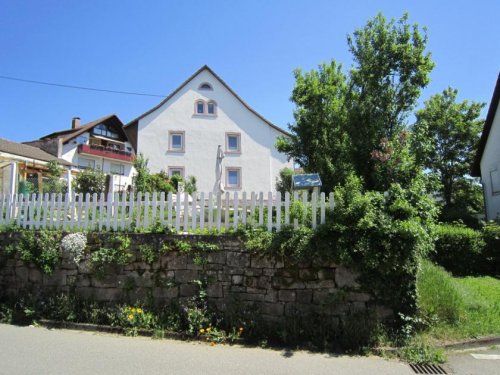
left=0, top=138, right=72, bottom=166
left=472, top=72, right=500, bottom=177
left=125, top=65, right=290, bottom=136
left=40, top=114, right=128, bottom=144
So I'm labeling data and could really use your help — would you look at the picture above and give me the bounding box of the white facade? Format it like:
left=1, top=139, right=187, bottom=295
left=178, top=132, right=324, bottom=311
left=130, top=67, right=292, bottom=193
left=479, top=96, right=500, bottom=220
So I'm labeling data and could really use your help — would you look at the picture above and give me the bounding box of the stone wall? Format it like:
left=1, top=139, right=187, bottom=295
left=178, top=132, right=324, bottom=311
left=0, top=233, right=391, bottom=324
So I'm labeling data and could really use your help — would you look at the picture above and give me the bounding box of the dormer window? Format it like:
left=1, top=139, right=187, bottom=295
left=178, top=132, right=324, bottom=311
left=199, top=82, right=213, bottom=91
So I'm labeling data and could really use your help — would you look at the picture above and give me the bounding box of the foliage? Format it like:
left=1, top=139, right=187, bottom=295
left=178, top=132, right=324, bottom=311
left=243, top=174, right=437, bottom=317
left=399, top=337, right=445, bottom=365
left=132, top=153, right=151, bottom=193
left=61, top=232, right=87, bottom=264
left=117, top=306, right=158, bottom=335
left=73, top=167, right=106, bottom=195
left=43, top=160, right=67, bottom=195
left=412, top=87, right=485, bottom=210
left=481, top=223, right=500, bottom=276
left=432, top=224, right=484, bottom=276
left=275, top=167, right=294, bottom=197
left=4, top=229, right=61, bottom=274
left=183, top=176, right=197, bottom=195
left=90, top=234, right=132, bottom=275
left=278, top=12, right=434, bottom=191
left=149, top=171, right=175, bottom=194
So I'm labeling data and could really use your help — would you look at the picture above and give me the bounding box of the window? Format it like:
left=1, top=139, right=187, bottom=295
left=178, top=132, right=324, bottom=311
left=194, top=100, right=217, bottom=116
left=169, top=131, right=185, bottom=152
left=226, top=167, right=241, bottom=189
left=92, top=123, right=120, bottom=139
left=225, top=133, right=241, bottom=153
left=168, top=166, right=185, bottom=178
left=76, top=136, right=87, bottom=145
left=199, top=82, right=213, bottom=91
left=110, top=163, right=125, bottom=175
left=78, top=157, right=95, bottom=170
left=491, top=169, right=500, bottom=194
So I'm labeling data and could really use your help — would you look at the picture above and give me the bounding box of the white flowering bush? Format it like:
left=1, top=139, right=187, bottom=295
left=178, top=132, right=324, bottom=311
left=61, top=232, right=87, bottom=265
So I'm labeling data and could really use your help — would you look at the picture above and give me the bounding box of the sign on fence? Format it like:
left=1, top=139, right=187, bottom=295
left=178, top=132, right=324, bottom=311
left=0, top=191, right=334, bottom=232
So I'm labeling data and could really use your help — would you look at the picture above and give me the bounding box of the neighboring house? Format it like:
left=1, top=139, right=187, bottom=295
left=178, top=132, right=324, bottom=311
left=25, top=115, right=136, bottom=193
left=125, top=65, right=293, bottom=193
left=472, top=72, right=500, bottom=220
left=0, top=138, right=72, bottom=195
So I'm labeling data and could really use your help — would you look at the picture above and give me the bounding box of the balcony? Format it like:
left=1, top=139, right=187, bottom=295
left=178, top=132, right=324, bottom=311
left=78, top=144, right=134, bottom=162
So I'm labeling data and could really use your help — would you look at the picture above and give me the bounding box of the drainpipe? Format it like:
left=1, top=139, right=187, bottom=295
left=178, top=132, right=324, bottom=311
left=9, top=162, right=17, bottom=197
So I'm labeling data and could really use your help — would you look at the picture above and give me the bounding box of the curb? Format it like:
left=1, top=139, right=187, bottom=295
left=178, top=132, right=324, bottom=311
left=438, top=336, right=500, bottom=350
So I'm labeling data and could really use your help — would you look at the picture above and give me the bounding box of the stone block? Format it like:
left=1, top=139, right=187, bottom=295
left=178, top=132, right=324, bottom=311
left=43, top=270, right=67, bottom=286
left=272, top=277, right=305, bottom=290
left=226, top=252, right=249, bottom=268
left=296, top=290, right=313, bottom=304
left=347, top=292, right=371, bottom=302
left=317, top=268, right=335, bottom=280
left=232, top=275, right=244, bottom=285
left=95, top=287, right=122, bottom=302
left=250, top=256, right=274, bottom=269
left=350, top=301, right=366, bottom=313
left=76, top=274, right=91, bottom=287
left=299, top=269, right=317, bottom=281
left=28, top=269, right=43, bottom=284
left=278, top=290, right=296, bottom=302
left=238, top=292, right=265, bottom=302
left=207, top=252, right=226, bottom=264
left=207, top=284, right=223, bottom=298
left=175, top=270, right=199, bottom=283
left=168, top=255, right=187, bottom=269
left=335, top=267, right=360, bottom=288
left=230, top=285, right=246, bottom=293
left=179, top=283, right=197, bottom=297
left=259, top=302, right=284, bottom=316
left=15, top=267, right=29, bottom=282
left=264, top=290, right=278, bottom=303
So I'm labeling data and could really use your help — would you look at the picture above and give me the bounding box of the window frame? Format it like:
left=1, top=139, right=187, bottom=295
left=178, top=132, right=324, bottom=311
left=225, top=167, right=242, bottom=190
left=195, top=100, right=205, bottom=114
left=198, top=82, right=213, bottom=91
left=168, top=166, right=185, bottom=178
left=225, top=132, right=241, bottom=154
left=207, top=101, right=217, bottom=116
left=168, top=131, right=185, bottom=152
left=78, top=157, right=96, bottom=170
left=110, top=163, right=125, bottom=176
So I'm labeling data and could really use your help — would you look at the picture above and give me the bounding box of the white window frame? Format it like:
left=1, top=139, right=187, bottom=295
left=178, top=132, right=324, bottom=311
left=78, top=157, right=95, bottom=170
left=225, top=132, right=241, bottom=154
left=168, top=131, right=185, bottom=152
left=225, top=167, right=242, bottom=190
left=110, top=163, right=125, bottom=176
left=168, top=166, right=185, bottom=178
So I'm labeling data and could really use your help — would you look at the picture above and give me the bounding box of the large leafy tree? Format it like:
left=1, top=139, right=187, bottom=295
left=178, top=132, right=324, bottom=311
left=278, top=12, right=434, bottom=191
left=412, top=87, right=484, bottom=214
left=276, top=61, right=353, bottom=192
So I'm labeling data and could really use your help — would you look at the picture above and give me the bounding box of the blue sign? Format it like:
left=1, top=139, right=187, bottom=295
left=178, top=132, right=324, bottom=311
left=292, top=173, right=322, bottom=189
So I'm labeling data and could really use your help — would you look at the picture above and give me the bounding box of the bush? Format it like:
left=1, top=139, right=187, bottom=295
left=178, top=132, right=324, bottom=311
left=73, top=168, right=106, bottom=195
left=432, top=224, right=484, bottom=276
left=482, top=223, right=500, bottom=276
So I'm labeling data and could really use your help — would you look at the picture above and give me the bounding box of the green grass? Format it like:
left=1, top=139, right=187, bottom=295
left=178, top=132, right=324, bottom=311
left=417, top=259, right=500, bottom=343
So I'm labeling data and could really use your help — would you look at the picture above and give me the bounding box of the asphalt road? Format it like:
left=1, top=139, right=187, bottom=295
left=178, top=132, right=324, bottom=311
left=0, top=324, right=414, bottom=375
left=447, top=347, right=500, bottom=375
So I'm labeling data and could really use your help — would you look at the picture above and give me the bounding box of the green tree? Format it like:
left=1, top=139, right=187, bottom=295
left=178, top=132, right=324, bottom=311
left=43, top=160, right=67, bottom=194
left=73, top=168, right=106, bottom=195
left=277, top=12, right=434, bottom=191
left=276, top=61, right=353, bottom=192
left=412, top=87, right=484, bottom=215
left=275, top=167, right=294, bottom=196
left=132, top=153, right=151, bottom=193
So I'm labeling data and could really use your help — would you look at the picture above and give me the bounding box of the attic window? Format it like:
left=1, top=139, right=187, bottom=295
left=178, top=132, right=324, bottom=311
left=93, top=123, right=120, bottom=140
left=199, top=82, right=213, bottom=91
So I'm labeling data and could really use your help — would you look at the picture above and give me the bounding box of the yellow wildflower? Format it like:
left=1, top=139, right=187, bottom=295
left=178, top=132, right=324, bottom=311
left=131, top=308, right=136, bottom=313
left=127, top=314, right=134, bottom=321
left=206, top=327, right=212, bottom=333
left=239, top=327, right=244, bottom=332
left=199, top=328, right=205, bottom=334
left=137, top=308, right=143, bottom=314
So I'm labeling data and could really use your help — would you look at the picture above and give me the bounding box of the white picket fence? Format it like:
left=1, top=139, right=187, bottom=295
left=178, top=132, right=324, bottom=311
left=0, top=191, right=334, bottom=233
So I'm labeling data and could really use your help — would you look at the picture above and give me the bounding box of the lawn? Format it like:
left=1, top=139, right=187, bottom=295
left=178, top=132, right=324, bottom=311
left=417, top=260, right=500, bottom=344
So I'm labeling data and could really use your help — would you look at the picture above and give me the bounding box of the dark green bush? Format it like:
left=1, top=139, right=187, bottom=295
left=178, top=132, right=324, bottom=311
left=482, top=223, right=500, bottom=276
left=432, top=224, right=484, bottom=276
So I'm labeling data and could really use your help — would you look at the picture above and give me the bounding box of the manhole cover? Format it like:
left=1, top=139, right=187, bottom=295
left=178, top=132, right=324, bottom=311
left=409, top=364, right=447, bottom=374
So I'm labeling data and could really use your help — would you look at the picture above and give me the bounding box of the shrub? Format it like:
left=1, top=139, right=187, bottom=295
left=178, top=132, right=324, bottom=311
left=73, top=168, right=106, bottom=195
left=432, top=224, right=484, bottom=276
left=61, top=232, right=87, bottom=264
left=481, top=223, right=500, bottom=276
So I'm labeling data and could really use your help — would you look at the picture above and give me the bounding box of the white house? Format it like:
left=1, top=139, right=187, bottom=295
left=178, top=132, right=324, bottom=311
left=125, top=65, right=293, bottom=193
left=472, top=72, right=500, bottom=220
left=25, top=114, right=136, bottom=193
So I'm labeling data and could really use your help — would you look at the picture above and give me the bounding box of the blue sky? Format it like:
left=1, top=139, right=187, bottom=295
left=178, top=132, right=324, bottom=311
left=1, top=0, right=499, bottom=142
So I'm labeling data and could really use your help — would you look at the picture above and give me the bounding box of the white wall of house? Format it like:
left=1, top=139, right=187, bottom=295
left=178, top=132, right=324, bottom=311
left=480, top=99, right=500, bottom=220
left=135, top=69, right=293, bottom=193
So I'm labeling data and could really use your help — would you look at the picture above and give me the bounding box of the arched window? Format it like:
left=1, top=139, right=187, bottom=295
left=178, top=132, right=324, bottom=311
left=199, top=82, right=213, bottom=91
left=207, top=101, right=217, bottom=115
left=195, top=100, right=205, bottom=114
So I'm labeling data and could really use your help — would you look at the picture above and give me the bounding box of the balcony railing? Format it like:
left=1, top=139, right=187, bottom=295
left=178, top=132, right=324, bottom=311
left=78, top=144, right=134, bottom=162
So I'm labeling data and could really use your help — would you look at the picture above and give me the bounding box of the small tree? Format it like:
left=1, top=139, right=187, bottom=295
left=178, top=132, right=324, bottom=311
left=73, top=168, right=106, bottom=195
left=275, top=167, right=294, bottom=196
left=132, top=153, right=151, bottom=193
left=43, top=160, right=67, bottom=194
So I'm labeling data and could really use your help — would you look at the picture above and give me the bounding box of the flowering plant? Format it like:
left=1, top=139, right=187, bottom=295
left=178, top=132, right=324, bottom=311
left=60, top=232, right=87, bottom=264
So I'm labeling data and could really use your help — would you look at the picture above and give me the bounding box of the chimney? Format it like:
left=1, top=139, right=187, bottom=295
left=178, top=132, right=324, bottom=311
left=72, top=117, right=81, bottom=129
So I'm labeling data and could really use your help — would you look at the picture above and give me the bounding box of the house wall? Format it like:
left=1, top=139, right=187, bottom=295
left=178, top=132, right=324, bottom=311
left=136, top=70, right=292, bottom=193
left=480, top=99, right=500, bottom=220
